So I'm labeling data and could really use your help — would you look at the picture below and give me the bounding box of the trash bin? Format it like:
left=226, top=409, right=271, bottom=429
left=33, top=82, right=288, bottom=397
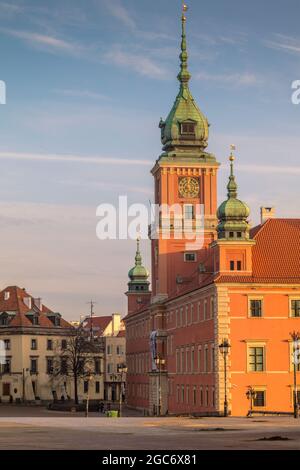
left=106, top=410, right=119, bottom=418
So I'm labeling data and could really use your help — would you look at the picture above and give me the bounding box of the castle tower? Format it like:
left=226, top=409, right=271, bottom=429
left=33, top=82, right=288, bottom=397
left=212, top=147, right=256, bottom=275
left=151, top=5, right=220, bottom=300
left=126, top=238, right=151, bottom=315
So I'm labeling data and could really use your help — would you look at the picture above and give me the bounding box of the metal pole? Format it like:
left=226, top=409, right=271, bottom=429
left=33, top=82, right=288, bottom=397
left=119, top=372, right=122, bottom=417
left=158, top=362, right=162, bottom=416
left=294, top=356, right=299, bottom=419
left=224, top=352, right=228, bottom=417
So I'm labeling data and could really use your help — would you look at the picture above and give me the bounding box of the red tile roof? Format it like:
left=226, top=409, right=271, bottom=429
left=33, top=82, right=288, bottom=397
left=117, top=329, right=126, bottom=338
left=0, top=286, right=73, bottom=329
left=217, top=219, right=300, bottom=284
left=82, top=316, right=112, bottom=336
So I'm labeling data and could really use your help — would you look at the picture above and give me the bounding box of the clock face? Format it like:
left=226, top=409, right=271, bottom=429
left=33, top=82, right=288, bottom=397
left=178, top=177, right=200, bottom=198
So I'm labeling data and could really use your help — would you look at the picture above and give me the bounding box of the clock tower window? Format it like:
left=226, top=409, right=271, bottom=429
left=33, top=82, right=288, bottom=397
left=184, top=204, right=194, bottom=220
left=181, top=122, right=195, bottom=136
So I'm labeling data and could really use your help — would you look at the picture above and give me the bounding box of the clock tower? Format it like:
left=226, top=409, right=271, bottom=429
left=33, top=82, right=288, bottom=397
left=151, top=6, right=220, bottom=300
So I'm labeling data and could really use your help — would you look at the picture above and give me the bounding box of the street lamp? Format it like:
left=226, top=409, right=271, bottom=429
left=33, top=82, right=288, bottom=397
left=117, top=364, right=128, bottom=417
left=246, top=386, right=257, bottom=417
left=219, top=339, right=230, bottom=417
left=85, top=373, right=94, bottom=418
left=154, top=355, right=166, bottom=416
left=290, top=331, right=300, bottom=419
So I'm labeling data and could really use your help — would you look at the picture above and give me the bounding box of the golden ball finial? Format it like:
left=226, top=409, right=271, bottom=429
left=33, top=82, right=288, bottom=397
left=229, top=144, right=236, bottom=162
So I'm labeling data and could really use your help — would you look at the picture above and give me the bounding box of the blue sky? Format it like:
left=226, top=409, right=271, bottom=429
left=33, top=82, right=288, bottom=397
left=0, top=0, right=299, bottom=318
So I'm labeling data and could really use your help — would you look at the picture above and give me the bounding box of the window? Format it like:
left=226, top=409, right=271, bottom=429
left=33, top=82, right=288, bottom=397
left=230, top=260, right=235, bottom=271
left=193, top=386, right=197, bottom=405
left=4, top=339, right=10, bottom=350
left=237, top=261, right=242, bottom=271
left=46, top=358, right=53, bottom=375
left=204, top=346, right=209, bottom=373
left=250, top=300, right=262, bottom=318
left=0, top=314, right=9, bottom=326
left=84, top=381, right=89, bottom=393
left=3, top=358, right=11, bottom=374
left=61, top=339, right=67, bottom=350
left=248, top=347, right=264, bottom=372
left=291, top=300, right=300, bottom=317
left=181, top=122, right=195, bottom=135
left=116, top=345, right=122, bottom=355
left=95, top=359, right=101, bottom=374
left=31, top=339, right=37, bottom=350
left=95, top=381, right=100, bottom=394
left=61, top=358, right=68, bottom=375
left=237, top=232, right=242, bottom=238
left=107, top=345, right=112, bottom=355
left=253, top=390, right=266, bottom=407
left=107, top=363, right=113, bottom=373
left=47, top=339, right=53, bottom=351
left=191, top=346, right=194, bottom=373
left=2, top=383, right=10, bottom=396
left=176, top=349, right=180, bottom=373
left=184, top=205, right=194, bottom=220
left=206, top=388, right=209, bottom=406
left=181, top=385, right=185, bottom=403
left=30, top=358, right=38, bottom=374
left=4, top=291, right=10, bottom=301
left=184, top=252, right=196, bottom=262
left=200, top=387, right=203, bottom=406
left=211, top=346, right=215, bottom=372
left=229, top=232, right=234, bottom=238
left=198, top=347, right=202, bottom=372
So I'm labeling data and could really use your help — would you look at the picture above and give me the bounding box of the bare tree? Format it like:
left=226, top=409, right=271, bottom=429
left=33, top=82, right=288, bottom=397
left=54, top=328, right=101, bottom=404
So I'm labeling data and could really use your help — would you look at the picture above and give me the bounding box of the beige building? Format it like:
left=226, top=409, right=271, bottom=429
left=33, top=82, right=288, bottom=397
left=82, top=314, right=126, bottom=402
left=0, top=286, right=104, bottom=403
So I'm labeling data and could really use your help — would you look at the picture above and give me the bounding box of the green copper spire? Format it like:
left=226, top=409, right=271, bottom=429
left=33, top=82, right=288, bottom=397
left=128, top=238, right=150, bottom=292
left=177, top=6, right=191, bottom=89
left=158, top=3, right=214, bottom=160
left=217, top=147, right=250, bottom=240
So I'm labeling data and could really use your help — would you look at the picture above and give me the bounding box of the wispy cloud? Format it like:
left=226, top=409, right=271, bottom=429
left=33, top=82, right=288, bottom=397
left=103, top=0, right=136, bottom=30
left=196, top=71, right=261, bottom=87
left=0, top=2, right=22, bottom=15
left=265, top=34, right=300, bottom=55
left=0, top=27, right=83, bottom=56
left=104, top=47, right=168, bottom=79
left=0, top=151, right=152, bottom=166
left=53, top=89, right=111, bottom=101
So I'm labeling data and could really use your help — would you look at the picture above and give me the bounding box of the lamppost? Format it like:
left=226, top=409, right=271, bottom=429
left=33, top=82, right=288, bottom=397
left=85, top=373, right=94, bottom=418
left=219, top=339, right=230, bottom=417
left=290, top=331, right=300, bottom=419
left=246, top=386, right=257, bottom=417
left=154, top=355, right=166, bottom=416
left=117, top=364, right=128, bottom=417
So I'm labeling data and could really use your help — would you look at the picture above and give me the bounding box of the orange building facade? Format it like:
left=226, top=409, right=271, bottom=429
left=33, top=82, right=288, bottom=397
left=124, top=11, right=300, bottom=417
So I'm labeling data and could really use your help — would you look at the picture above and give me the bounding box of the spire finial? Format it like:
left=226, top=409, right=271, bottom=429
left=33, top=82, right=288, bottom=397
left=227, top=144, right=238, bottom=198
left=177, top=2, right=191, bottom=87
left=135, top=235, right=142, bottom=266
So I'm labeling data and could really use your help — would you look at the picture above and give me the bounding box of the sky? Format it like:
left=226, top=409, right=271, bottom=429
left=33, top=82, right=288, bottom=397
left=0, top=0, right=300, bottom=319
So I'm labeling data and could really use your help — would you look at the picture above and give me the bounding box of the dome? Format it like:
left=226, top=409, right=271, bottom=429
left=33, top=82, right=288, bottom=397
left=127, top=239, right=150, bottom=292
left=217, top=197, right=250, bottom=221
left=128, top=264, right=149, bottom=280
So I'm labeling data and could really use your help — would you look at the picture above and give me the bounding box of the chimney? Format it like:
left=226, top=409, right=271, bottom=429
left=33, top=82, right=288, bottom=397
left=34, top=298, right=42, bottom=310
left=112, top=313, right=121, bottom=336
left=260, top=207, right=275, bottom=225
left=24, top=297, right=32, bottom=309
